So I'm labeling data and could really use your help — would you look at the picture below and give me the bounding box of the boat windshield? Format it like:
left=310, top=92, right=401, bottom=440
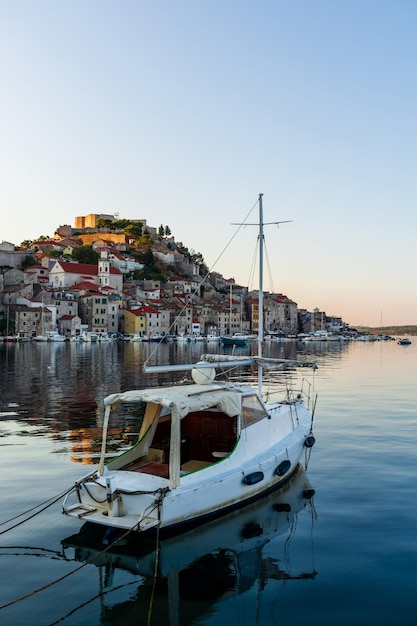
left=241, top=394, right=268, bottom=428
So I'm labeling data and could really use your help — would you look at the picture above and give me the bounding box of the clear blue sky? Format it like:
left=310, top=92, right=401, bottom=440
left=1, top=1, right=416, bottom=326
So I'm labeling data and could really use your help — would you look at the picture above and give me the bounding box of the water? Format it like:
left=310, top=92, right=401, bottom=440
left=0, top=339, right=416, bottom=625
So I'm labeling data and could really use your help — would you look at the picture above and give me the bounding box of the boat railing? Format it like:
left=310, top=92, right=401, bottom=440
left=300, top=378, right=318, bottom=414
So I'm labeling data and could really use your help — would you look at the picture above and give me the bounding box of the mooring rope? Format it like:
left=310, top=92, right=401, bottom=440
left=0, top=488, right=166, bottom=613
left=0, top=520, right=139, bottom=611
left=0, top=486, right=74, bottom=536
left=147, top=522, right=161, bottom=626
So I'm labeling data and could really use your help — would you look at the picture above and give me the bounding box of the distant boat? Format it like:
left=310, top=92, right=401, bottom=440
left=62, top=194, right=318, bottom=534
left=150, top=334, right=167, bottom=343
left=221, top=334, right=248, bottom=346
left=398, top=337, right=411, bottom=345
left=81, top=331, right=98, bottom=342
left=206, top=334, right=221, bottom=342
left=32, top=334, right=49, bottom=342
left=47, top=331, right=67, bottom=342
left=176, top=334, right=191, bottom=342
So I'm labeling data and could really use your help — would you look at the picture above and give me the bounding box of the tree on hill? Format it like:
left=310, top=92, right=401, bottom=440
left=124, top=223, right=143, bottom=240
left=133, top=247, right=166, bottom=282
left=96, top=218, right=115, bottom=230
left=71, top=246, right=99, bottom=264
left=21, top=255, right=36, bottom=269
left=20, top=240, right=33, bottom=249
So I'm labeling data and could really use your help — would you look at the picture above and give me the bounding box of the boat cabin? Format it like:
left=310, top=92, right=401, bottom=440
left=101, top=384, right=270, bottom=487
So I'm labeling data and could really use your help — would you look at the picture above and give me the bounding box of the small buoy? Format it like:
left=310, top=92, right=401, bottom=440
left=304, top=435, right=316, bottom=448
left=243, top=471, right=264, bottom=485
left=276, top=460, right=291, bottom=476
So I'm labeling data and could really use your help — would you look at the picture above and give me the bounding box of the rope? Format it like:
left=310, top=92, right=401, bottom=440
left=147, top=523, right=161, bottom=626
left=0, top=486, right=167, bottom=613
left=0, top=487, right=74, bottom=536
left=0, top=521, right=139, bottom=611
left=49, top=579, right=138, bottom=626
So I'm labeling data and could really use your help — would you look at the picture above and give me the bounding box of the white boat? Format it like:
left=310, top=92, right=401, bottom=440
left=32, top=334, right=49, bottom=342
left=81, top=331, right=99, bottom=342
left=47, top=330, right=67, bottom=342
left=130, top=334, right=144, bottom=342
left=176, top=333, right=191, bottom=342
left=206, top=333, right=221, bottom=342
left=62, top=194, right=318, bottom=533
left=97, top=332, right=111, bottom=341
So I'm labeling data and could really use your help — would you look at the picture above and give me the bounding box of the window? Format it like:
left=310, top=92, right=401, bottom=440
left=241, top=395, right=268, bottom=428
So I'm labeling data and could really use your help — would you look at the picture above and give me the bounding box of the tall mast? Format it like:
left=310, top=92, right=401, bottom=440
left=258, top=193, right=264, bottom=395
left=232, top=194, right=292, bottom=396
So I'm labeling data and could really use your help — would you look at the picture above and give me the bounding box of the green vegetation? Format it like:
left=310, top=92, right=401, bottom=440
left=354, top=326, right=417, bottom=336
left=71, top=246, right=99, bottom=264
left=133, top=248, right=166, bottom=281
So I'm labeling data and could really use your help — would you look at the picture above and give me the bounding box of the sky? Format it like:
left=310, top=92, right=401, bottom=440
left=1, top=0, right=416, bottom=327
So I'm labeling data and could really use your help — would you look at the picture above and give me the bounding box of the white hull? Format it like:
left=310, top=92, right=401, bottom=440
left=48, top=332, right=67, bottom=342
left=63, top=372, right=316, bottom=532
left=63, top=466, right=315, bottom=582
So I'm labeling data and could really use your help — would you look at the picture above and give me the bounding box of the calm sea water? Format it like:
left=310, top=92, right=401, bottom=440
left=0, top=338, right=416, bottom=625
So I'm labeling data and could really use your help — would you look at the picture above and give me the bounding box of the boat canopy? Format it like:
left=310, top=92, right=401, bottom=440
left=103, top=384, right=243, bottom=419
left=98, top=384, right=243, bottom=482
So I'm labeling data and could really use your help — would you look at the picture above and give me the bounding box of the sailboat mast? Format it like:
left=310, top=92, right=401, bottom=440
left=258, top=193, right=264, bottom=395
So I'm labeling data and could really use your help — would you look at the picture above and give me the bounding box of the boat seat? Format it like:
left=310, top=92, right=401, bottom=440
left=212, top=450, right=229, bottom=459
left=208, top=436, right=233, bottom=460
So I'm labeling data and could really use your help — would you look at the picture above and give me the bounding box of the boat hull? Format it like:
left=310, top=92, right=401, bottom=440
left=221, top=336, right=247, bottom=346
left=63, top=400, right=313, bottom=533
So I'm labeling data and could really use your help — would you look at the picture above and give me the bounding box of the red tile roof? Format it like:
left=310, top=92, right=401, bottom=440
left=54, top=261, right=122, bottom=275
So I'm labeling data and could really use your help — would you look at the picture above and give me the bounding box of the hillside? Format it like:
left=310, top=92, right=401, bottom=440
left=353, top=326, right=417, bottom=336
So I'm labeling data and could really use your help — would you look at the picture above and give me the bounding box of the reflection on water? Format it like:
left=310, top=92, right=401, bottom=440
left=0, top=340, right=341, bottom=466
left=2, top=339, right=417, bottom=625
left=61, top=466, right=316, bottom=626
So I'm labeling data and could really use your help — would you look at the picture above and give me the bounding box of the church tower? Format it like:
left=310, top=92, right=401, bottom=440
left=98, top=250, right=110, bottom=288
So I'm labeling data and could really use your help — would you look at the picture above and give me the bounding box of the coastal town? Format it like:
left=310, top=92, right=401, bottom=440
left=0, top=212, right=348, bottom=342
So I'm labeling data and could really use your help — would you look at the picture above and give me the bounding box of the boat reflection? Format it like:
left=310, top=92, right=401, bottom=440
left=62, top=466, right=317, bottom=625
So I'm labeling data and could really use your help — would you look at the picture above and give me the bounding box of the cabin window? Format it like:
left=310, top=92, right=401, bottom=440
left=241, top=394, right=268, bottom=428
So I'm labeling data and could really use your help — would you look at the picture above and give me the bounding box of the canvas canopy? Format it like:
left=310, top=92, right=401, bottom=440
left=98, top=383, right=243, bottom=483
left=103, top=383, right=242, bottom=419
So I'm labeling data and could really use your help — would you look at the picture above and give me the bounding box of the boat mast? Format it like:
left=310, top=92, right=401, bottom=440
left=232, top=194, right=292, bottom=396
left=258, top=193, right=264, bottom=395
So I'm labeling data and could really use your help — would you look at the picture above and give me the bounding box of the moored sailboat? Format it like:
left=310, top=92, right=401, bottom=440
left=62, top=194, right=318, bottom=533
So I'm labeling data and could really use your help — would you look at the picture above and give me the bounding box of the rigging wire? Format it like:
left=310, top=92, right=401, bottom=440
left=247, top=236, right=258, bottom=292
left=263, top=239, right=275, bottom=295
left=144, top=196, right=260, bottom=366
